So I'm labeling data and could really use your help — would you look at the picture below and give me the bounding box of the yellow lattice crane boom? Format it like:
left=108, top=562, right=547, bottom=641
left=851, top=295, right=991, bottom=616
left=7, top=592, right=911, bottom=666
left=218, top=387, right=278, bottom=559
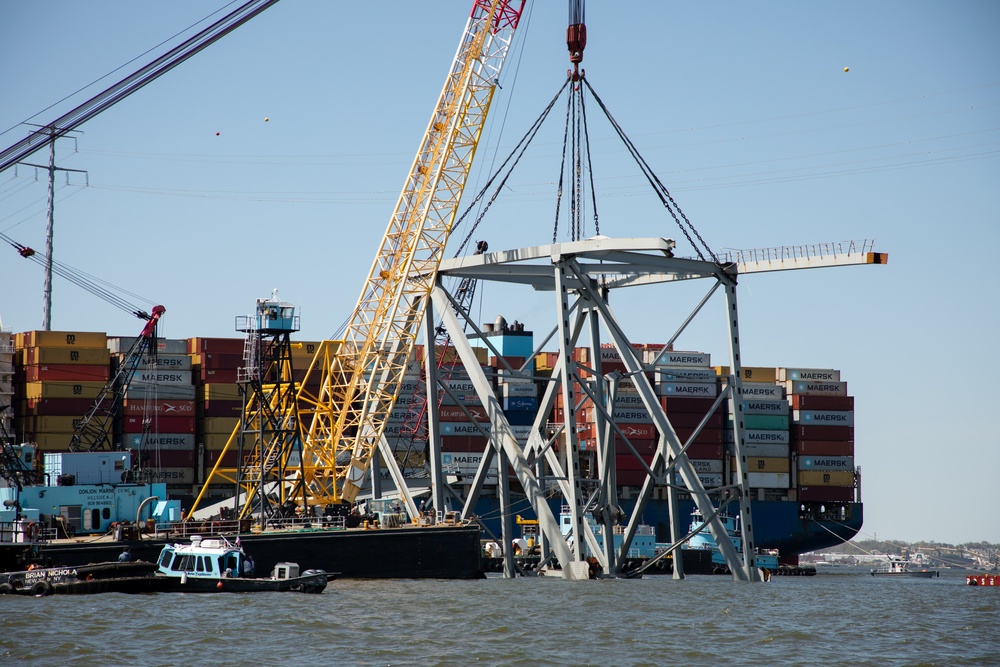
left=293, top=0, right=526, bottom=505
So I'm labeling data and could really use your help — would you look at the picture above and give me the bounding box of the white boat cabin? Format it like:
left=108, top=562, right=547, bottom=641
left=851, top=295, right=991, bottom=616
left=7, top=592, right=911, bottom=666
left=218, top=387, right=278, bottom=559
left=156, top=535, right=252, bottom=579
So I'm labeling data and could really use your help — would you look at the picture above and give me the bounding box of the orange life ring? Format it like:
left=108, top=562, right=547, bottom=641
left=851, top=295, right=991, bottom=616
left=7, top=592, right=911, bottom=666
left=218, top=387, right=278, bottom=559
left=24, top=522, right=39, bottom=540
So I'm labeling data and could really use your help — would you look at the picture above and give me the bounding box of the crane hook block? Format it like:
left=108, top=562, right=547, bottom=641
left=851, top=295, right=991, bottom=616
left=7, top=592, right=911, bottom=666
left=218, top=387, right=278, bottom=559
left=567, top=24, right=586, bottom=64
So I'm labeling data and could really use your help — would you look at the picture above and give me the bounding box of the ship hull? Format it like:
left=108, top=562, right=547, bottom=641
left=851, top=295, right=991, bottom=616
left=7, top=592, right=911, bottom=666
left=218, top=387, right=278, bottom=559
left=472, top=496, right=862, bottom=557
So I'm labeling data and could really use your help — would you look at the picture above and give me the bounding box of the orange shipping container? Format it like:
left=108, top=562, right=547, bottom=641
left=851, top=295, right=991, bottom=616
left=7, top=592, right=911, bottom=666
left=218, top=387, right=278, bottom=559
left=20, top=330, right=107, bottom=348
left=24, top=397, right=95, bottom=415
left=197, top=383, right=242, bottom=401
left=200, top=433, right=234, bottom=450
left=23, top=346, right=110, bottom=365
left=734, top=456, right=790, bottom=473
left=797, top=470, right=855, bottom=487
left=200, top=417, right=240, bottom=434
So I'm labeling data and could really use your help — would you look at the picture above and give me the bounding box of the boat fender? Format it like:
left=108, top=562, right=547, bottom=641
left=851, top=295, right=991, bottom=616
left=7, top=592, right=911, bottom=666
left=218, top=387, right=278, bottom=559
left=216, top=581, right=223, bottom=590
left=655, top=560, right=666, bottom=571
left=0, top=583, right=14, bottom=594
left=24, top=522, right=39, bottom=540
left=31, top=580, right=53, bottom=596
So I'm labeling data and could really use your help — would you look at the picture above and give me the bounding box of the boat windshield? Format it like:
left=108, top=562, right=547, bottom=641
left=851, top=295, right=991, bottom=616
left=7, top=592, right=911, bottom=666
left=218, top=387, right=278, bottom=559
left=160, top=551, right=220, bottom=575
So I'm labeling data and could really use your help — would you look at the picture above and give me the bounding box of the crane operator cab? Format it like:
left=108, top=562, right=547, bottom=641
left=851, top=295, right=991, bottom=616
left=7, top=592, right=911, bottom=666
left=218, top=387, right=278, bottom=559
left=254, top=290, right=300, bottom=334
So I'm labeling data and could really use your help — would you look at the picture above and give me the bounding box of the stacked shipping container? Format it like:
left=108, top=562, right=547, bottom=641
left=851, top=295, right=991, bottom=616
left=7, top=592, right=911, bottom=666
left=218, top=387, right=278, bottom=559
left=115, top=336, right=196, bottom=485
left=781, top=368, right=856, bottom=502
left=13, top=330, right=109, bottom=450
left=189, top=336, right=244, bottom=477
left=0, top=327, right=15, bottom=439
left=7, top=324, right=858, bottom=507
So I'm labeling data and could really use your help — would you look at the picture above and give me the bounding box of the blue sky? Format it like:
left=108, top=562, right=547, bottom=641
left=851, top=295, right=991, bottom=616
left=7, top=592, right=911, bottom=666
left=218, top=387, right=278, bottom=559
left=2, top=1, right=998, bottom=545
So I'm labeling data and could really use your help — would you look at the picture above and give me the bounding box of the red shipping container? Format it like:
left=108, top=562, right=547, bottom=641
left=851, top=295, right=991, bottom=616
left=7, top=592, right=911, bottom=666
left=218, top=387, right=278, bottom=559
left=122, top=415, right=195, bottom=434
left=790, top=394, right=854, bottom=411
left=616, top=470, right=649, bottom=486
left=797, top=486, right=855, bottom=502
left=200, top=367, right=240, bottom=383
left=665, top=411, right=723, bottom=429
left=437, top=405, right=489, bottom=422
left=145, top=449, right=196, bottom=467
left=613, top=439, right=658, bottom=455
left=24, top=364, right=110, bottom=383
left=198, top=352, right=244, bottom=369
left=674, top=426, right=724, bottom=444
left=685, top=443, right=725, bottom=459
left=187, top=337, right=244, bottom=355
left=790, top=425, right=854, bottom=442
left=615, top=454, right=651, bottom=471
left=612, top=422, right=658, bottom=440
left=204, top=449, right=240, bottom=467
left=489, top=355, right=526, bottom=369
left=793, top=440, right=855, bottom=457
left=122, top=399, right=196, bottom=416
left=200, top=399, right=244, bottom=418
left=439, top=436, right=486, bottom=452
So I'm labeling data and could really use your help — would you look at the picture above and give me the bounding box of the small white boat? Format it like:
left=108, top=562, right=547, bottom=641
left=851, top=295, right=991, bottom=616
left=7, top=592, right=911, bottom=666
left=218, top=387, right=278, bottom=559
left=870, top=556, right=939, bottom=578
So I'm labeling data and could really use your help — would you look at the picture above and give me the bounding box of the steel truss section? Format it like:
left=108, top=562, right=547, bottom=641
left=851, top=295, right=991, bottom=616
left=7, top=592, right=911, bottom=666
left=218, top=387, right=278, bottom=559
left=430, top=236, right=760, bottom=580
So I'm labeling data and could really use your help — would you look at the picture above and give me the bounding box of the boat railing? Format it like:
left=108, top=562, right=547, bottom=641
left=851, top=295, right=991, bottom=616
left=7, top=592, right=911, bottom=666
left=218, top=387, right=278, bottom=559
left=166, top=519, right=242, bottom=537
left=0, top=521, right=22, bottom=544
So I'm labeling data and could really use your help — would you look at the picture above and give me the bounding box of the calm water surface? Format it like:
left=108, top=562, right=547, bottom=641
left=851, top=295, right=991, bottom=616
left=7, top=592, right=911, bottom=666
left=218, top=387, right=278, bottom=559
left=1, top=567, right=996, bottom=666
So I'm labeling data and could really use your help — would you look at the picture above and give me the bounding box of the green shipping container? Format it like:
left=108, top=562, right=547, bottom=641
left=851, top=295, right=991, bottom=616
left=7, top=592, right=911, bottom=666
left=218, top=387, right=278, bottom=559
left=728, top=414, right=790, bottom=430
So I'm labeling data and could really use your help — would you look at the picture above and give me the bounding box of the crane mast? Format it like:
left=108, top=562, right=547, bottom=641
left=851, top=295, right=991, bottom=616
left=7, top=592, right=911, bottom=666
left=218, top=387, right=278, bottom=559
left=294, top=0, right=526, bottom=504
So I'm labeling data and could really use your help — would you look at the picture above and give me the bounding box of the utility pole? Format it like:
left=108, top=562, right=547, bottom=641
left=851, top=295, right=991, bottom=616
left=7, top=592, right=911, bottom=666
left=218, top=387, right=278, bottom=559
left=18, top=125, right=87, bottom=330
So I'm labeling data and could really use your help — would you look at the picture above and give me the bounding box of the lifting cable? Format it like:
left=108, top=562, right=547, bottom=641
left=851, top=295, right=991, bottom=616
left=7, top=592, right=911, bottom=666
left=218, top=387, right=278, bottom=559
left=2, top=230, right=156, bottom=321
left=580, top=76, right=717, bottom=262
left=553, top=76, right=600, bottom=242
left=453, top=76, right=715, bottom=259
left=451, top=77, right=572, bottom=257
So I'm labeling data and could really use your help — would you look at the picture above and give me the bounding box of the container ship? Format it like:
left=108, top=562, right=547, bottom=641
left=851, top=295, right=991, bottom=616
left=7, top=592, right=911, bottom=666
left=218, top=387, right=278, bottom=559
left=1, top=319, right=860, bottom=573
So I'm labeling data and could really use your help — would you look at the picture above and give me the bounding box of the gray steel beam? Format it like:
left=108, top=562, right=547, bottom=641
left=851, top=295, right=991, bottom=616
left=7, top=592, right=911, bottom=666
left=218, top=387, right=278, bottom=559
left=564, top=258, right=748, bottom=580
left=431, top=285, right=582, bottom=579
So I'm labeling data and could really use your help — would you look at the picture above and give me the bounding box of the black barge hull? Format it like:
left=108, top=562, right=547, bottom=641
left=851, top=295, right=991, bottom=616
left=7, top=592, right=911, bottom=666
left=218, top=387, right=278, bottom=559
left=1, top=525, right=484, bottom=579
